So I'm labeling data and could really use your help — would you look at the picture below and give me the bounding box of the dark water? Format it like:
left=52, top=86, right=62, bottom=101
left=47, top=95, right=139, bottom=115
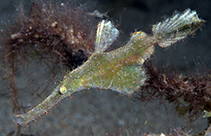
left=0, top=0, right=210, bottom=135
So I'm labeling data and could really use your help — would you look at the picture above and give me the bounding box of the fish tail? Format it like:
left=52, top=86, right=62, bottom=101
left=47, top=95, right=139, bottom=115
left=152, top=9, right=205, bottom=48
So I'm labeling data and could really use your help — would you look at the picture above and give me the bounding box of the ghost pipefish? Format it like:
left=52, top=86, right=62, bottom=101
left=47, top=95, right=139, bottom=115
left=14, top=9, right=205, bottom=125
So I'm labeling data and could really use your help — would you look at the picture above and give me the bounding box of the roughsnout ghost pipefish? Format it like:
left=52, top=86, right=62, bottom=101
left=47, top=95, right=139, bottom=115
left=14, top=9, right=205, bottom=125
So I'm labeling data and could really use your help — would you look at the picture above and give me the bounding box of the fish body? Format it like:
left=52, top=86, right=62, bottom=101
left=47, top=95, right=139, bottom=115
left=15, top=9, right=205, bottom=125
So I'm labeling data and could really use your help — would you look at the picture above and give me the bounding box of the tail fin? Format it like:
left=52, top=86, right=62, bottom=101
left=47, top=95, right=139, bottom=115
left=152, top=9, right=205, bottom=48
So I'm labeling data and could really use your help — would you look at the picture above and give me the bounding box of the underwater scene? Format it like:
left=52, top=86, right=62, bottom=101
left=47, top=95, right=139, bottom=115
left=0, top=0, right=211, bottom=135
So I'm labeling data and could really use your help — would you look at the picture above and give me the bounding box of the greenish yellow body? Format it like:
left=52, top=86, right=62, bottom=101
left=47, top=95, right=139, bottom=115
left=63, top=32, right=154, bottom=94
left=14, top=9, right=204, bottom=126
left=15, top=32, right=154, bottom=125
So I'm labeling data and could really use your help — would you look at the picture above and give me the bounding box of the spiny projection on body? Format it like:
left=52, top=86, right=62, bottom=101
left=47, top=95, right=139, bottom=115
left=15, top=9, right=205, bottom=125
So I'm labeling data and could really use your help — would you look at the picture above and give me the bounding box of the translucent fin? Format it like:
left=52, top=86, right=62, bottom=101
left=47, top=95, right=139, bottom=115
left=203, top=110, right=211, bottom=118
left=109, top=65, right=146, bottom=95
left=152, top=9, right=205, bottom=47
left=95, top=20, right=119, bottom=53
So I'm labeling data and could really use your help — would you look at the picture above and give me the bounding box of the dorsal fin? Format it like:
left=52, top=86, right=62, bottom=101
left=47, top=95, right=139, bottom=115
left=95, top=20, right=119, bottom=53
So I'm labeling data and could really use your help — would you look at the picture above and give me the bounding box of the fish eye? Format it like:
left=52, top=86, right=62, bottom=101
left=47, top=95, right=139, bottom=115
left=59, top=86, right=67, bottom=94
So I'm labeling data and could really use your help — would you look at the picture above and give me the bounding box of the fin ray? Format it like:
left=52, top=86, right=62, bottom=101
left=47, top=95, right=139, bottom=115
left=95, top=20, right=119, bottom=53
left=152, top=9, right=205, bottom=47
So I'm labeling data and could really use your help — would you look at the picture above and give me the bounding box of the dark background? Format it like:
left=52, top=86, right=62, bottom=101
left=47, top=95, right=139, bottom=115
left=0, top=0, right=211, bottom=135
